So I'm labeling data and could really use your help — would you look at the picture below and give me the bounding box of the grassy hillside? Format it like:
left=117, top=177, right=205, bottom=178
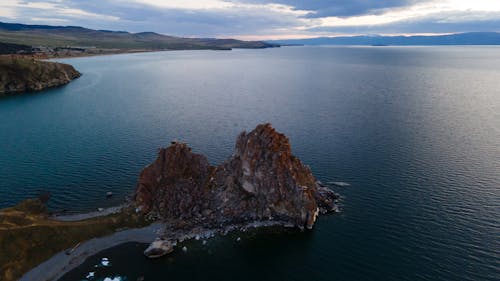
left=0, top=199, right=149, bottom=281
left=0, top=22, right=277, bottom=50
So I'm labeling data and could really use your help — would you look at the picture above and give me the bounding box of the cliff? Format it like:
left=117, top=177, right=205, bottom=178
left=135, top=124, right=338, bottom=231
left=0, top=57, right=80, bottom=95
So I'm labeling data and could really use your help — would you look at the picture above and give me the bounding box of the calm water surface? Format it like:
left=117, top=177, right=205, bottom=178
left=0, top=46, right=499, bottom=280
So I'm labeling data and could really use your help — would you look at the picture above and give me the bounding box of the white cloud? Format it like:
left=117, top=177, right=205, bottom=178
left=1, top=0, right=500, bottom=39
left=30, top=17, right=69, bottom=23
left=122, top=0, right=311, bottom=16
left=314, top=0, right=500, bottom=28
left=127, top=0, right=233, bottom=10
left=448, top=0, right=500, bottom=12
left=2, top=0, right=120, bottom=22
left=0, top=0, right=20, bottom=19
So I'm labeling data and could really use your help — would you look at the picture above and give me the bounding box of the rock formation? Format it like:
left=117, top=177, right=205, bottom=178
left=135, top=124, right=338, bottom=232
left=0, top=57, right=81, bottom=95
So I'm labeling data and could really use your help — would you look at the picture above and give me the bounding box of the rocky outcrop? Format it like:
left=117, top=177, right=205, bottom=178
left=135, top=124, right=338, bottom=231
left=0, top=57, right=81, bottom=95
left=143, top=239, right=174, bottom=258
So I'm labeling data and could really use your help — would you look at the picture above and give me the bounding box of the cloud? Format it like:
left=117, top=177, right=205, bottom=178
left=307, top=0, right=500, bottom=33
left=229, top=0, right=420, bottom=17
left=0, top=1, right=17, bottom=19
left=0, top=0, right=119, bottom=24
left=307, top=11, right=500, bottom=35
left=1, top=0, right=500, bottom=39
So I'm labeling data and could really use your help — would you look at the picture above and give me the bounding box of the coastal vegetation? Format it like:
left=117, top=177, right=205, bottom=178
left=0, top=124, right=339, bottom=280
left=0, top=199, right=149, bottom=281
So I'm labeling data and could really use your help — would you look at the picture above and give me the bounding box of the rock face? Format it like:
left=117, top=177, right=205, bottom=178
left=0, top=58, right=81, bottom=95
left=135, top=124, right=338, bottom=231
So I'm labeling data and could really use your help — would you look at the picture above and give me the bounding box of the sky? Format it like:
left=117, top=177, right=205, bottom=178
left=0, top=0, right=499, bottom=40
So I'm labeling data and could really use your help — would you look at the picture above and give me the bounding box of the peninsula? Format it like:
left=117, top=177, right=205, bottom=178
left=3, top=124, right=338, bottom=281
left=0, top=55, right=81, bottom=95
left=0, top=21, right=278, bottom=95
left=136, top=123, right=338, bottom=254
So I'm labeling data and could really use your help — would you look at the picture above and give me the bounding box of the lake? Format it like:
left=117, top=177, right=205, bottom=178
left=1, top=46, right=499, bottom=280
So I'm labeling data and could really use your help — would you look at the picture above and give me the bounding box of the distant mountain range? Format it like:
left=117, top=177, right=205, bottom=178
left=267, top=32, right=500, bottom=46
left=0, top=21, right=277, bottom=51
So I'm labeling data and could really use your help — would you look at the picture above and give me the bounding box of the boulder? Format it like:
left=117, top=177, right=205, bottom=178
left=143, top=239, right=174, bottom=258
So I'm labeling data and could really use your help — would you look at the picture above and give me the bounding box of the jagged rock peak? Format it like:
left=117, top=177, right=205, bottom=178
left=135, top=123, right=338, bottom=230
left=229, top=123, right=317, bottom=193
left=234, top=123, right=291, bottom=156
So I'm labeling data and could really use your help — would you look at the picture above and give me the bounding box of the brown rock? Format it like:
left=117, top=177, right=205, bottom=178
left=143, top=239, right=174, bottom=258
left=135, top=123, right=338, bottom=230
left=0, top=57, right=81, bottom=95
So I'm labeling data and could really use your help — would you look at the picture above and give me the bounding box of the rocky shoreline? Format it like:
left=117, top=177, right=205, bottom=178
left=15, top=124, right=340, bottom=279
left=20, top=213, right=341, bottom=281
left=0, top=56, right=81, bottom=95
left=19, top=223, right=164, bottom=281
left=136, top=123, right=339, bottom=257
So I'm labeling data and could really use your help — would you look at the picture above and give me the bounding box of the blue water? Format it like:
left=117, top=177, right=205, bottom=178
left=1, top=46, right=499, bottom=280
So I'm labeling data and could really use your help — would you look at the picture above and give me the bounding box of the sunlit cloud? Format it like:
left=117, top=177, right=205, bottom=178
left=129, top=0, right=233, bottom=10
left=0, top=0, right=499, bottom=39
left=315, top=0, right=500, bottom=28
left=0, top=0, right=21, bottom=19
left=29, top=17, right=69, bottom=23
left=1, top=0, right=120, bottom=23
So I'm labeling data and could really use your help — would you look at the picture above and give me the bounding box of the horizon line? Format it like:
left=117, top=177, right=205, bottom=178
left=1, top=20, right=498, bottom=42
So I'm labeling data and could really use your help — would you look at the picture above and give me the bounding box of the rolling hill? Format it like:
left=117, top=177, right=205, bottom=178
left=0, top=21, right=278, bottom=51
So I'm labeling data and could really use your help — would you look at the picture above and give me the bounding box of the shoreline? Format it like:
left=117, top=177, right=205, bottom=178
left=50, top=204, right=126, bottom=222
left=44, top=48, right=168, bottom=60
left=19, top=218, right=303, bottom=281
left=0, top=200, right=150, bottom=281
left=0, top=46, right=275, bottom=97
left=4, top=46, right=254, bottom=62
left=18, top=197, right=323, bottom=281
left=19, top=223, right=164, bottom=281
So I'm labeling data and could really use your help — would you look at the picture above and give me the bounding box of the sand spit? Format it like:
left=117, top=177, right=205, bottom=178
left=19, top=223, right=163, bottom=281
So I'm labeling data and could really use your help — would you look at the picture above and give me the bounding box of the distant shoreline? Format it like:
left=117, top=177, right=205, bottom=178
left=0, top=46, right=274, bottom=96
